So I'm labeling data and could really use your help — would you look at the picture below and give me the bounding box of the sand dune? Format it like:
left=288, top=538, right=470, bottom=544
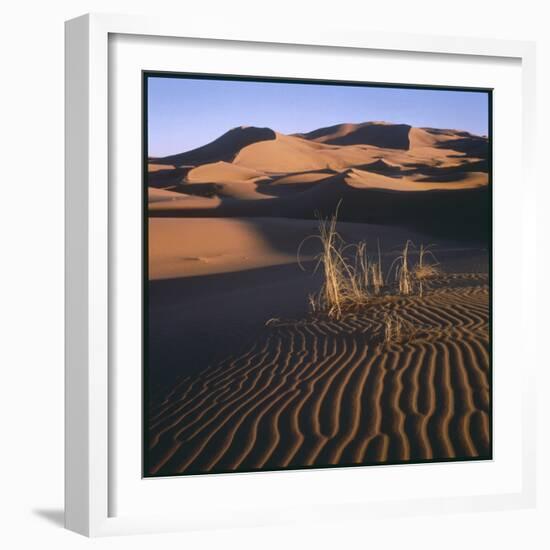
left=157, top=126, right=277, bottom=167
left=357, top=158, right=403, bottom=176
left=233, top=133, right=335, bottom=172
left=148, top=122, right=489, bottom=241
left=296, top=121, right=412, bottom=149
left=148, top=217, right=319, bottom=278
left=180, top=180, right=270, bottom=201
left=148, top=163, right=176, bottom=172
left=268, top=170, right=336, bottom=186
left=345, top=168, right=488, bottom=191
left=148, top=193, right=222, bottom=211
left=185, top=161, right=267, bottom=183
left=148, top=174, right=490, bottom=241
left=147, top=275, right=490, bottom=475
left=231, top=129, right=480, bottom=174
left=148, top=187, right=193, bottom=203
left=409, top=126, right=460, bottom=149
left=180, top=161, right=273, bottom=200
left=147, top=164, right=191, bottom=188
left=150, top=123, right=488, bottom=186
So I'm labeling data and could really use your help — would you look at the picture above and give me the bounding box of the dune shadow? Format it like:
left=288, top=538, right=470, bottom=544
left=148, top=182, right=491, bottom=243
left=147, top=166, right=192, bottom=188
left=255, top=181, right=320, bottom=198
left=416, top=172, right=472, bottom=183
left=436, top=136, right=489, bottom=159
left=402, top=159, right=488, bottom=176
left=159, top=126, right=277, bottom=167
left=147, top=261, right=321, bottom=387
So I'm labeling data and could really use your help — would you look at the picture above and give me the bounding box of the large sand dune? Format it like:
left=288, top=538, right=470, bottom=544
left=157, top=126, right=277, bottom=167
left=296, top=121, right=412, bottom=149
left=148, top=121, right=490, bottom=239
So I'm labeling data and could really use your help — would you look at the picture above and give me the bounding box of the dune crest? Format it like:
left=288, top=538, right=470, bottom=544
left=149, top=122, right=488, bottom=205
left=186, top=161, right=266, bottom=183
left=297, top=121, right=412, bottom=149
left=157, top=126, right=277, bottom=167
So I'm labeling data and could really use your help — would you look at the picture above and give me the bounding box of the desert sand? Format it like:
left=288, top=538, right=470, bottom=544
left=145, top=121, right=491, bottom=476
left=148, top=276, right=490, bottom=474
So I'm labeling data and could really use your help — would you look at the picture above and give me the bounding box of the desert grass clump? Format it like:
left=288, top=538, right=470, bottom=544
left=413, top=244, right=442, bottom=296
left=298, top=206, right=445, bottom=319
left=298, top=204, right=384, bottom=320
left=350, top=241, right=382, bottom=301
left=390, top=240, right=415, bottom=296
left=389, top=241, right=442, bottom=297
left=297, top=208, right=364, bottom=319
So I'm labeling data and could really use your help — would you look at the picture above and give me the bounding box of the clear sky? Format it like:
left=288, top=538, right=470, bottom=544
left=147, top=76, right=489, bottom=157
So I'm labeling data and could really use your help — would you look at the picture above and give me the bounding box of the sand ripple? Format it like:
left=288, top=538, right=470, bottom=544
left=147, top=276, right=491, bottom=475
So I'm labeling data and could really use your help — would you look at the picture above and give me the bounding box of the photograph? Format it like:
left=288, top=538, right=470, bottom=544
left=144, top=74, right=492, bottom=477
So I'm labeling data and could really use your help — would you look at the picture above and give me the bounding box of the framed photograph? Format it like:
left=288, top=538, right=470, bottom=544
left=65, top=13, right=537, bottom=536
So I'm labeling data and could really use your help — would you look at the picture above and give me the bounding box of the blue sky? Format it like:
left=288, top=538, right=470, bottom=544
left=147, top=76, right=489, bottom=157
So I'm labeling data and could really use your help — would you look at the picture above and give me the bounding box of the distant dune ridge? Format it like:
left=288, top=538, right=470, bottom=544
left=157, top=126, right=277, bottom=167
left=148, top=121, right=489, bottom=238
left=294, top=121, right=413, bottom=148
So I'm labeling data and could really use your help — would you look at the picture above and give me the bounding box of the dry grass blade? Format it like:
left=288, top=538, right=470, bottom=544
left=389, top=240, right=415, bottom=296
left=370, top=239, right=384, bottom=295
left=413, top=244, right=442, bottom=296
left=381, top=311, right=417, bottom=345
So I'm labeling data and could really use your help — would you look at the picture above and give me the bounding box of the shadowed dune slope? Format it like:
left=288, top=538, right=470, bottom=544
left=157, top=126, right=277, bottom=167
left=148, top=216, right=485, bottom=280
left=147, top=165, right=192, bottom=189
left=180, top=162, right=273, bottom=200
left=147, top=276, right=491, bottom=475
left=149, top=169, right=490, bottom=240
left=296, top=121, right=412, bottom=149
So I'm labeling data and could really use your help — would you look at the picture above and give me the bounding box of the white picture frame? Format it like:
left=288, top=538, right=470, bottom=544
left=65, top=12, right=537, bottom=537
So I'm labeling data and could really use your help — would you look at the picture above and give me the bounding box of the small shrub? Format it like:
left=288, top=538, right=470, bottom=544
left=298, top=204, right=390, bottom=319
left=413, top=244, right=442, bottom=296
left=298, top=205, right=443, bottom=319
